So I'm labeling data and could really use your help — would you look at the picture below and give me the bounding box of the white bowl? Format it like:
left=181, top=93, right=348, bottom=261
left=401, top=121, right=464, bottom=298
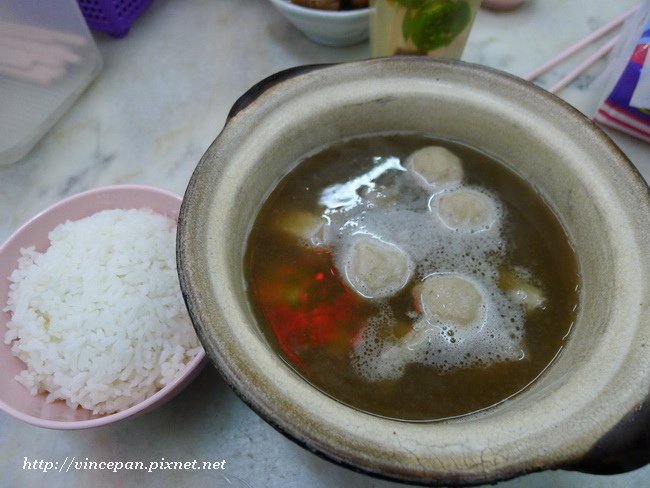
left=268, top=0, right=369, bottom=47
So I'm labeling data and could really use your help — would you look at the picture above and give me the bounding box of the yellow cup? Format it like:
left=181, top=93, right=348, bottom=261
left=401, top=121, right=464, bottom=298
left=370, top=0, right=480, bottom=58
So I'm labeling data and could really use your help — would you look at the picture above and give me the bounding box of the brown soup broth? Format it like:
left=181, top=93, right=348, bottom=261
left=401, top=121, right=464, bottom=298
left=245, top=134, right=580, bottom=421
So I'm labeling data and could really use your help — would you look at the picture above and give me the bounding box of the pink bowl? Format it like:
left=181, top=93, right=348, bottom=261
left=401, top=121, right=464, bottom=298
left=0, top=185, right=207, bottom=429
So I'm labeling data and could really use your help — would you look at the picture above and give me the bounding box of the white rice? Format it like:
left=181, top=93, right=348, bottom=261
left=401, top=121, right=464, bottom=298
left=3, top=208, right=201, bottom=415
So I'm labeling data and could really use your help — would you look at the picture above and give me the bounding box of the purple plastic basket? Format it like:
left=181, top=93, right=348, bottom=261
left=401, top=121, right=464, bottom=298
left=77, top=0, right=154, bottom=37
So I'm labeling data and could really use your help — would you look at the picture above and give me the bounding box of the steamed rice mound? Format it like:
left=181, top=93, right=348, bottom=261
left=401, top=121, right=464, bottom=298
left=3, top=208, right=201, bottom=415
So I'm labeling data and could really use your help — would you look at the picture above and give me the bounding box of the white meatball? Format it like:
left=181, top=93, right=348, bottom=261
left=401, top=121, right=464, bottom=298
left=435, top=188, right=498, bottom=232
left=342, top=235, right=414, bottom=299
left=405, top=146, right=463, bottom=191
left=416, top=273, right=484, bottom=326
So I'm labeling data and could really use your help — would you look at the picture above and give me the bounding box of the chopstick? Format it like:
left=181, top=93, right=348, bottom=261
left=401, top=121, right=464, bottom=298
left=0, top=21, right=86, bottom=46
left=0, top=34, right=82, bottom=65
left=0, top=23, right=87, bottom=85
left=524, top=3, right=640, bottom=92
left=0, top=64, right=65, bottom=85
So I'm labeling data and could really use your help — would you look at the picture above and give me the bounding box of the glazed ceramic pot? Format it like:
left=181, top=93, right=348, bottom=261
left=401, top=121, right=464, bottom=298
left=177, top=58, right=650, bottom=485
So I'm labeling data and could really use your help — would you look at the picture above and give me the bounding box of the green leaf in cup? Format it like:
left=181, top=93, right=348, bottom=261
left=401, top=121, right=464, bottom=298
left=396, top=0, right=472, bottom=53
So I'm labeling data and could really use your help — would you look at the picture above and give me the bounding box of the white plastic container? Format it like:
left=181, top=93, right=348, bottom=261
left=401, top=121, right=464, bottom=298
left=0, top=1, right=102, bottom=165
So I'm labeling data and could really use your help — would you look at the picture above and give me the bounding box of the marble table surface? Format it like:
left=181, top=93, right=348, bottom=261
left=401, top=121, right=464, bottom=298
left=1, top=0, right=648, bottom=487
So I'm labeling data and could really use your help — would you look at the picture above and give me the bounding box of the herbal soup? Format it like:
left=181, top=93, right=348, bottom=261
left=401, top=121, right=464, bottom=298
left=245, top=134, right=580, bottom=421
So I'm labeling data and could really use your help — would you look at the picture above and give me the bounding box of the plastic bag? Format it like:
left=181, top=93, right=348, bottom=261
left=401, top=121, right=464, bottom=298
left=593, top=1, right=650, bottom=143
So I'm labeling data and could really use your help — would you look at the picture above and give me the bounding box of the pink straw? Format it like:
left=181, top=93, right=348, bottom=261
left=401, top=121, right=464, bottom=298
left=548, top=35, right=619, bottom=93
left=524, top=3, right=640, bottom=81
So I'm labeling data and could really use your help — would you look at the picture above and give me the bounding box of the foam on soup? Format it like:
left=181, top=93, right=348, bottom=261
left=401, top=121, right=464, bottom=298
left=245, top=134, right=580, bottom=421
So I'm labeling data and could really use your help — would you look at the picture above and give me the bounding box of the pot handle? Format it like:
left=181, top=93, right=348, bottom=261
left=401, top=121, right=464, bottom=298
left=569, top=395, right=650, bottom=474
left=227, top=64, right=333, bottom=121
